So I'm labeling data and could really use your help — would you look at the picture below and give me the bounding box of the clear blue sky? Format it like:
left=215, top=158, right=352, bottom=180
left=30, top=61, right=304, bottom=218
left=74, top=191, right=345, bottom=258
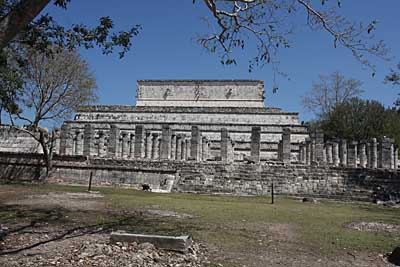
left=45, top=0, right=400, bottom=121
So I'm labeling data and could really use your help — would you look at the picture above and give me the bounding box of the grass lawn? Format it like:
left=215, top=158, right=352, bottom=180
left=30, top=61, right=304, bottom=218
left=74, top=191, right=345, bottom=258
left=0, top=184, right=399, bottom=266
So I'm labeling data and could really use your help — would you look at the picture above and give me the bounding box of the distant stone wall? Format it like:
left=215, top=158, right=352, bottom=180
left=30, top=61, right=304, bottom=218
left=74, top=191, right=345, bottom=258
left=0, top=126, right=43, bottom=153
left=0, top=153, right=399, bottom=202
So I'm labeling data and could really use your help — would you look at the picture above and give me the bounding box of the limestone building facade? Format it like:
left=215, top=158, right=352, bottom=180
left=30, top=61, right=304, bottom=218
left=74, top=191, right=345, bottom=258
left=60, top=80, right=309, bottom=161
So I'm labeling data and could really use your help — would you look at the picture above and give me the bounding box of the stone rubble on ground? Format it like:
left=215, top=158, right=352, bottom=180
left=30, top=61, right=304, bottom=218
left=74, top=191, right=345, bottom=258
left=0, top=233, right=209, bottom=267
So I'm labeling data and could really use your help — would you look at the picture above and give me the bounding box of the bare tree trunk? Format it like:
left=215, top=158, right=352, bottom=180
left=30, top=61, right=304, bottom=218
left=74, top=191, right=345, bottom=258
left=0, top=0, right=51, bottom=49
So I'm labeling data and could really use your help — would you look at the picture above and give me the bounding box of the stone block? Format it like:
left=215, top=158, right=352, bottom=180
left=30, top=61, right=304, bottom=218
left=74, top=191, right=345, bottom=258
left=110, top=232, right=192, bottom=253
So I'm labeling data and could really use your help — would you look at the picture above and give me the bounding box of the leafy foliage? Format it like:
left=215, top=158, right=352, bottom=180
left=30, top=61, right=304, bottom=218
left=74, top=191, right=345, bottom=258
left=0, top=0, right=139, bottom=124
left=0, top=0, right=141, bottom=57
left=318, top=97, right=400, bottom=146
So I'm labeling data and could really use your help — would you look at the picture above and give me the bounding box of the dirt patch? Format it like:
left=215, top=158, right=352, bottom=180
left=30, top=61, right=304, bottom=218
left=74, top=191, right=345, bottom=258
left=346, top=222, right=400, bottom=233
left=145, top=209, right=196, bottom=219
left=4, top=192, right=105, bottom=211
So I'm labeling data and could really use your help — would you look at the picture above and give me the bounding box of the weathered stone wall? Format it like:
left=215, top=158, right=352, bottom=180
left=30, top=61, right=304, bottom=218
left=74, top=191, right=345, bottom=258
left=136, top=80, right=265, bottom=108
left=0, top=153, right=399, bottom=202
left=0, top=126, right=43, bottom=153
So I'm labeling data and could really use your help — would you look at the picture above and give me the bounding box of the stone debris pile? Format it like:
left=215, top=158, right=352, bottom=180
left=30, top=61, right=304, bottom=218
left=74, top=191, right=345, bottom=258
left=1, top=234, right=209, bottom=267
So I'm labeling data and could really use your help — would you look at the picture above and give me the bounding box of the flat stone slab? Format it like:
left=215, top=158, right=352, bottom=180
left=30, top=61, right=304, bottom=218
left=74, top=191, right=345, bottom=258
left=110, top=231, right=192, bottom=253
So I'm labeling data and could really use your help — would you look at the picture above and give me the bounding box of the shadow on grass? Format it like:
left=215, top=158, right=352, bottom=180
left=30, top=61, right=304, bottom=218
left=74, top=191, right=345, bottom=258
left=0, top=203, right=204, bottom=256
left=0, top=204, right=145, bottom=256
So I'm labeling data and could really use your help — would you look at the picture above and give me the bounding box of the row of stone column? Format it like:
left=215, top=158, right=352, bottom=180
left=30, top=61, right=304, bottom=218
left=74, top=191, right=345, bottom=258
left=59, top=123, right=213, bottom=162
left=298, top=136, right=398, bottom=170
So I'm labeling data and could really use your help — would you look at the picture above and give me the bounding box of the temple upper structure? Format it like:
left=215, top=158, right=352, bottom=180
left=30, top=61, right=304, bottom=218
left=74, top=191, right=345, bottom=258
left=61, top=80, right=309, bottom=161
left=136, top=80, right=265, bottom=108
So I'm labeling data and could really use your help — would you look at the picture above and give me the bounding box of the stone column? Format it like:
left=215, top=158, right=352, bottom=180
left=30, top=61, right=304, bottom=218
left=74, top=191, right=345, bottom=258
left=186, top=138, right=191, bottom=160
left=391, top=143, right=395, bottom=169
left=347, top=141, right=358, bottom=168
left=108, top=125, right=120, bottom=157
left=221, top=128, right=229, bottom=163
left=98, top=131, right=106, bottom=157
left=379, top=138, right=393, bottom=169
left=326, top=142, right=333, bottom=164
left=181, top=135, right=187, bottom=161
left=339, top=139, right=347, bottom=167
left=59, top=124, right=73, bottom=155
left=310, top=139, right=316, bottom=163
left=305, top=138, right=311, bottom=165
left=315, top=131, right=324, bottom=163
left=281, top=128, right=291, bottom=164
left=74, top=130, right=84, bottom=156
left=202, top=136, right=208, bottom=161
left=53, top=129, right=61, bottom=155
left=160, top=124, right=171, bottom=160
left=129, top=133, right=135, bottom=158
left=120, top=132, right=130, bottom=158
left=190, top=126, right=201, bottom=161
left=301, top=143, right=307, bottom=164
left=134, top=125, right=145, bottom=159
left=298, top=143, right=304, bottom=163
left=83, top=124, right=95, bottom=157
left=370, top=138, right=378, bottom=169
left=145, top=131, right=152, bottom=159
left=151, top=133, right=160, bottom=159
left=250, top=126, right=261, bottom=163
left=359, top=142, right=367, bottom=168
left=394, top=145, right=398, bottom=171
left=171, top=134, right=177, bottom=160
left=332, top=141, right=340, bottom=166
left=176, top=134, right=182, bottom=160
left=72, top=131, right=78, bottom=155
left=199, top=136, right=203, bottom=161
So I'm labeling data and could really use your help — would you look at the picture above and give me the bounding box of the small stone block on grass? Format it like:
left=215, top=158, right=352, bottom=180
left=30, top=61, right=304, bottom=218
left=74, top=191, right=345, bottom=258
left=110, top=231, right=192, bottom=253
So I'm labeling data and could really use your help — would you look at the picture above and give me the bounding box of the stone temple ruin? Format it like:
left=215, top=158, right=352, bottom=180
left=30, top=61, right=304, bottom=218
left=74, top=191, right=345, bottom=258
left=0, top=80, right=399, bottom=201
left=59, top=80, right=309, bottom=162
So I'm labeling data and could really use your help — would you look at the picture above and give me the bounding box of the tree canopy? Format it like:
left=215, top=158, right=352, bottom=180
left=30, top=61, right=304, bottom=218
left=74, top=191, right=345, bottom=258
left=317, top=97, right=400, bottom=146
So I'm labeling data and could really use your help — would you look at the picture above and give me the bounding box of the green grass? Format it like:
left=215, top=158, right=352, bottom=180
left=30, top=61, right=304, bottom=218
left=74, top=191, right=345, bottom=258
left=1, top=184, right=399, bottom=257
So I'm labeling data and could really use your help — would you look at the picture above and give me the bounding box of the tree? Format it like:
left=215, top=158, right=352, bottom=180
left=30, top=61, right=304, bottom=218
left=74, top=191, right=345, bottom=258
left=302, top=71, right=364, bottom=117
left=7, top=46, right=97, bottom=176
left=0, top=0, right=139, bottom=124
left=385, top=63, right=400, bottom=86
left=318, top=97, right=400, bottom=146
left=198, top=0, right=388, bottom=74
left=0, top=0, right=140, bottom=56
left=385, top=63, right=400, bottom=108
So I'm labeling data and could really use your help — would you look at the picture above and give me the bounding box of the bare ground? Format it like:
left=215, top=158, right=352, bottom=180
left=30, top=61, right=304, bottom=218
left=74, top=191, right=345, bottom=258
left=0, top=186, right=397, bottom=267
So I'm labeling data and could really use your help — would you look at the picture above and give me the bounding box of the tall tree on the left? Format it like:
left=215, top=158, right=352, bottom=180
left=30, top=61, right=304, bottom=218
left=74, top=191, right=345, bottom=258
left=0, top=0, right=140, bottom=117
left=0, top=0, right=139, bottom=178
